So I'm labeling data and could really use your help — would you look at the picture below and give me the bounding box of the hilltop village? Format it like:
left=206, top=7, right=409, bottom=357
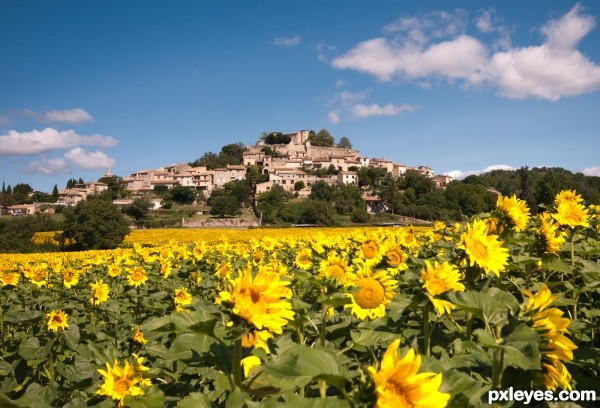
left=52, top=130, right=452, bottom=210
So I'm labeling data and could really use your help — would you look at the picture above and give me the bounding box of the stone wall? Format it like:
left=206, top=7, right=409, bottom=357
left=181, top=217, right=261, bottom=228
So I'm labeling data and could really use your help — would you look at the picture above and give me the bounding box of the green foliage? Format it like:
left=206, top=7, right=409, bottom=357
left=190, top=142, right=246, bottom=169
left=0, top=214, right=62, bottom=253
left=209, top=194, right=241, bottom=218
left=98, top=175, right=128, bottom=200
left=123, top=198, right=152, bottom=221
left=337, top=136, right=353, bottom=149
left=170, top=185, right=197, bottom=205
left=61, top=199, right=129, bottom=250
left=308, top=129, right=335, bottom=147
left=263, top=132, right=291, bottom=145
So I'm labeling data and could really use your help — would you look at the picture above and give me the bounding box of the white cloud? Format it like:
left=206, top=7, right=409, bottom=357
left=328, top=111, right=341, bottom=124
left=351, top=103, right=419, bottom=118
left=481, top=4, right=600, bottom=100
left=331, top=4, right=600, bottom=100
left=64, top=147, right=115, bottom=170
left=383, top=9, right=468, bottom=44
left=43, top=108, right=94, bottom=124
left=332, top=35, right=488, bottom=82
left=446, top=164, right=516, bottom=180
left=18, top=108, right=94, bottom=124
left=0, top=128, right=117, bottom=155
left=338, top=89, right=371, bottom=105
left=335, top=79, right=347, bottom=88
left=0, top=115, right=9, bottom=126
left=22, top=158, right=70, bottom=175
left=583, top=166, right=600, bottom=177
left=273, top=35, right=301, bottom=46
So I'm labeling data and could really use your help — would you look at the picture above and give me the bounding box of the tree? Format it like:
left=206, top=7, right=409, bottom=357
left=299, top=200, right=335, bottom=226
left=170, top=185, right=196, bottom=204
left=62, top=199, right=130, bottom=250
left=309, top=181, right=334, bottom=202
left=337, top=136, right=353, bottom=149
left=52, top=185, right=59, bottom=200
left=308, top=129, right=335, bottom=147
left=153, top=184, right=169, bottom=197
left=98, top=175, right=127, bottom=199
left=294, top=181, right=305, bottom=191
left=264, top=132, right=291, bottom=145
left=12, top=183, right=33, bottom=203
left=210, top=194, right=241, bottom=218
left=399, top=170, right=435, bottom=198
left=332, top=184, right=363, bottom=215
left=123, top=198, right=152, bottom=221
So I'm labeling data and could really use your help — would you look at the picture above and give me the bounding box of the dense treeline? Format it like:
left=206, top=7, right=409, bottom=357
left=255, top=167, right=600, bottom=225
left=3, top=166, right=600, bottom=252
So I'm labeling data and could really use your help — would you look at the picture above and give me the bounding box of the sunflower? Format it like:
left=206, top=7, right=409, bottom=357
left=159, top=259, right=172, bottom=279
left=107, top=263, right=122, bottom=278
left=173, top=287, right=192, bottom=306
left=90, top=279, right=110, bottom=306
left=368, top=339, right=450, bottom=408
left=346, top=260, right=397, bottom=320
left=555, top=190, right=583, bottom=205
left=47, top=310, right=69, bottom=332
left=294, top=247, right=313, bottom=270
left=458, top=219, right=509, bottom=277
left=241, top=328, right=273, bottom=353
left=318, top=253, right=352, bottom=284
left=127, top=266, right=148, bottom=287
left=62, top=268, right=80, bottom=289
left=421, top=260, right=465, bottom=315
left=538, top=213, right=566, bottom=254
left=219, top=268, right=294, bottom=334
left=384, top=243, right=409, bottom=271
left=522, top=284, right=577, bottom=390
left=1, top=271, right=20, bottom=286
left=241, top=356, right=262, bottom=378
left=496, top=195, right=530, bottom=232
left=215, top=261, right=233, bottom=278
left=97, top=355, right=150, bottom=407
left=552, top=200, right=590, bottom=229
left=260, top=236, right=279, bottom=252
left=132, top=328, right=148, bottom=345
left=191, top=240, right=207, bottom=261
left=360, top=238, right=383, bottom=265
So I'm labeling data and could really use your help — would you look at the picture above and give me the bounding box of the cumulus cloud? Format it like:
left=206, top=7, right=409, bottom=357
left=583, top=166, right=600, bottom=177
left=43, top=108, right=94, bottom=124
left=327, top=111, right=341, bottom=124
left=331, top=3, right=600, bottom=100
left=64, top=147, right=115, bottom=170
left=351, top=103, right=419, bottom=118
left=18, top=108, right=94, bottom=124
left=0, top=128, right=117, bottom=155
left=273, top=35, right=301, bottom=46
left=22, top=158, right=70, bottom=175
left=446, top=164, right=516, bottom=179
left=324, top=88, right=417, bottom=123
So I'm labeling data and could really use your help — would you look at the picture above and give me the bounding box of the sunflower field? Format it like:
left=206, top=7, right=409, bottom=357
left=0, top=190, right=599, bottom=407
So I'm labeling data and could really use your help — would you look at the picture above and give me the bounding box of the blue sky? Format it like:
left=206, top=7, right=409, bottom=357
left=1, top=0, right=600, bottom=192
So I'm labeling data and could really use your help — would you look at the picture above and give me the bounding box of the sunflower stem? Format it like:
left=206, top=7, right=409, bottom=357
left=423, top=302, right=431, bottom=356
left=491, top=348, right=504, bottom=389
left=570, top=233, right=577, bottom=320
left=320, top=304, right=328, bottom=347
left=233, top=338, right=243, bottom=391
left=465, top=312, right=473, bottom=340
left=319, top=304, right=329, bottom=398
